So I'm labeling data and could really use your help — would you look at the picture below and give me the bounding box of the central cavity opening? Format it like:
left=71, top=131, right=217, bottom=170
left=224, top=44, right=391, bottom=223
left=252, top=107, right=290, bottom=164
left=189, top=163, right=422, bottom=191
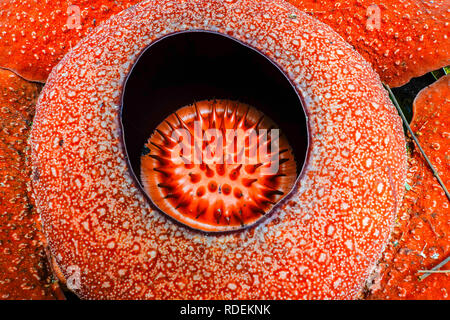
left=121, top=31, right=308, bottom=232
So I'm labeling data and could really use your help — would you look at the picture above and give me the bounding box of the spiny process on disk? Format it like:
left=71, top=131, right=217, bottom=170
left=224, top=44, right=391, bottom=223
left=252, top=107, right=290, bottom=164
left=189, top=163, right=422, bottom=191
left=141, top=99, right=297, bottom=232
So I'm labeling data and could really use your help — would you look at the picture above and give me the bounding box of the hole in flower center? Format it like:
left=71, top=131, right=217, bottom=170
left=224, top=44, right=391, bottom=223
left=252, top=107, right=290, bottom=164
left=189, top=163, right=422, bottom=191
left=121, top=31, right=308, bottom=232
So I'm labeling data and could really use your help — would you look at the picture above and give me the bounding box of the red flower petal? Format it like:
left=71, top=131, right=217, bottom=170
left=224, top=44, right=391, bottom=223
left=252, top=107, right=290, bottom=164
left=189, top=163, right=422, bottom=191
left=0, top=0, right=141, bottom=82
left=367, top=75, right=450, bottom=299
left=0, top=69, right=63, bottom=299
left=287, top=0, right=450, bottom=87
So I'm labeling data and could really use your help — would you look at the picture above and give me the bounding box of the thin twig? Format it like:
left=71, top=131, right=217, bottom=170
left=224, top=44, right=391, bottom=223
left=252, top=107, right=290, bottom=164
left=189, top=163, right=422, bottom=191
left=419, top=256, right=450, bottom=281
left=384, top=83, right=450, bottom=203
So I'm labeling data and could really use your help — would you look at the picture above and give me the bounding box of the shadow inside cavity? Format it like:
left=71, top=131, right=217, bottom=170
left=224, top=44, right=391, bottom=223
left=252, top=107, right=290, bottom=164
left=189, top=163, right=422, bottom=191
left=121, top=31, right=308, bottom=198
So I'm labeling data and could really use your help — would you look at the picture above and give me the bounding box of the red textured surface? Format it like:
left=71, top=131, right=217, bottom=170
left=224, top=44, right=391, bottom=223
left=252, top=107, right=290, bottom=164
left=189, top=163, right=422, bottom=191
left=367, top=75, right=450, bottom=299
left=141, top=100, right=297, bottom=232
left=0, top=69, right=61, bottom=300
left=1, top=0, right=448, bottom=87
left=0, top=0, right=141, bottom=82
left=287, top=0, right=450, bottom=87
left=31, top=0, right=406, bottom=299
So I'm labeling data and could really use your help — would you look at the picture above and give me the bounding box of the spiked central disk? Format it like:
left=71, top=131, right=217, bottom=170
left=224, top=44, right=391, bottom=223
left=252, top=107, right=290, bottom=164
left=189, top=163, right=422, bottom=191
left=140, top=100, right=297, bottom=232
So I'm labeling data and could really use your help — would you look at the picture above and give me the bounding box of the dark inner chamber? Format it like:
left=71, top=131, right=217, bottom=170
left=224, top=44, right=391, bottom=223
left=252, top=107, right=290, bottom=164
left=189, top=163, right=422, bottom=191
left=121, top=31, right=308, bottom=186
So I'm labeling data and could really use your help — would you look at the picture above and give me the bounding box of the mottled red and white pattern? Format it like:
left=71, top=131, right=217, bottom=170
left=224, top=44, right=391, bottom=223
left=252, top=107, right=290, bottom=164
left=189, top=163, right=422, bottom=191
left=287, top=0, right=450, bottom=88
left=31, top=0, right=406, bottom=299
